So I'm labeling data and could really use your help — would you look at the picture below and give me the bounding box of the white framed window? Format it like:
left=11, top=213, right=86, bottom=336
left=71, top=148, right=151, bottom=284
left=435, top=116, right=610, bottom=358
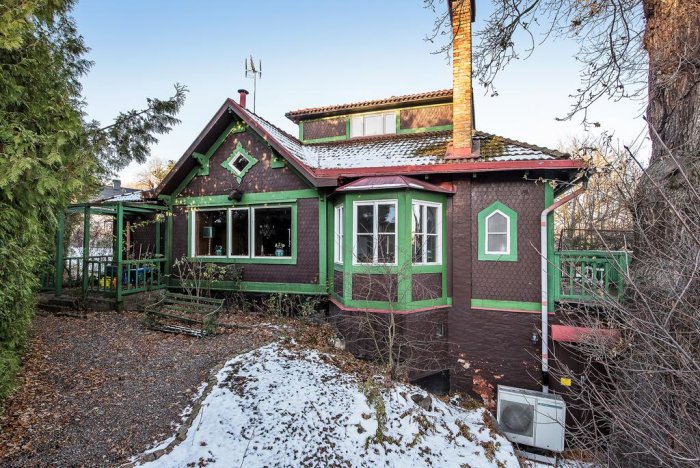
left=412, top=201, right=442, bottom=264
left=334, top=204, right=344, bottom=264
left=485, top=210, right=510, bottom=255
left=349, top=112, right=396, bottom=138
left=190, top=205, right=293, bottom=259
left=191, top=208, right=228, bottom=257
left=353, top=200, right=397, bottom=265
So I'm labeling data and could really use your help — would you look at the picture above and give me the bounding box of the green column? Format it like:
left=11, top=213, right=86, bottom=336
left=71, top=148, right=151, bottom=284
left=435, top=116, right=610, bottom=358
left=164, top=207, right=173, bottom=277
left=116, top=203, right=124, bottom=306
left=81, top=205, right=90, bottom=297
left=397, top=190, right=412, bottom=307
left=55, top=210, right=65, bottom=296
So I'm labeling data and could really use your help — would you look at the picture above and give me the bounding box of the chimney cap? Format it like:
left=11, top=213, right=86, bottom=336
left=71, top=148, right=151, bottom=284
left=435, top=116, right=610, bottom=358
left=237, top=89, right=249, bottom=95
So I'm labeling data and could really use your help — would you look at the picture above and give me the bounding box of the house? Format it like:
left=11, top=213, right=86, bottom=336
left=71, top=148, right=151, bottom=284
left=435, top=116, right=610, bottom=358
left=97, top=179, right=140, bottom=202
left=44, top=1, right=628, bottom=400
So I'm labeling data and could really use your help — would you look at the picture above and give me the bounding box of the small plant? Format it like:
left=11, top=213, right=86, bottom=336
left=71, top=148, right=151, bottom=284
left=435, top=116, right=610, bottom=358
left=171, top=255, right=240, bottom=299
left=255, top=293, right=319, bottom=318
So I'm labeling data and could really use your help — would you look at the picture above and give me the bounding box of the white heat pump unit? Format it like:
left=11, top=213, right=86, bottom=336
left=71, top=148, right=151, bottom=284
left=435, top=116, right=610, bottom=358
left=497, top=385, right=566, bottom=452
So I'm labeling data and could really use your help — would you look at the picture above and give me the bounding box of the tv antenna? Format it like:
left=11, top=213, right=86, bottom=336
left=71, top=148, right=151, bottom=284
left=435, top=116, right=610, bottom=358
left=245, top=55, right=262, bottom=113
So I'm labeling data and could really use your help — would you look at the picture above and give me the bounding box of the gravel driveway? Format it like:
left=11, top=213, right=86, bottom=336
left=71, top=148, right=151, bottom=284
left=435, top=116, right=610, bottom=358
left=0, top=311, right=275, bottom=467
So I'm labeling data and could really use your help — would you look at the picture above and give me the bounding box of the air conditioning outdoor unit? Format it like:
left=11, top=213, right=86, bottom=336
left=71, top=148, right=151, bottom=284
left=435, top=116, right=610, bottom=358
left=497, top=385, right=566, bottom=452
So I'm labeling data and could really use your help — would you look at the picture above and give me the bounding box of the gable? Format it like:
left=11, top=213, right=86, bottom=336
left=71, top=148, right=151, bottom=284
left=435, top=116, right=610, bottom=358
left=176, top=122, right=311, bottom=199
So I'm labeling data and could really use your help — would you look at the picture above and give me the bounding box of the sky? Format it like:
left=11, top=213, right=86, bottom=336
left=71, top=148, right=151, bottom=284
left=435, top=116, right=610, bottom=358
left=72, top=0, right=650, bottom=185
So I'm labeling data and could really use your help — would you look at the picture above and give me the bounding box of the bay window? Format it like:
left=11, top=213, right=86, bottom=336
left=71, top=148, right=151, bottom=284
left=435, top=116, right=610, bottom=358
left=353, top=200, right=397, bottom=264
left=334, top=204, right=344, bottom=264
left=412, top=201, right=441, bottom=264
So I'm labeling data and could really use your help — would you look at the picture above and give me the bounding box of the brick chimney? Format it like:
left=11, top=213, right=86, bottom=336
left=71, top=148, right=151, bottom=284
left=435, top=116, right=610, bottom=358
left=237, top=89, right=249, bottom=108
left=447, top=0, right=474, bottom=158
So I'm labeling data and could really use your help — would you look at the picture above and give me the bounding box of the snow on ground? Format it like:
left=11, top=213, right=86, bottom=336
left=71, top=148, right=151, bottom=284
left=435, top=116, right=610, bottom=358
left=139, top=343, right=519, bottom=467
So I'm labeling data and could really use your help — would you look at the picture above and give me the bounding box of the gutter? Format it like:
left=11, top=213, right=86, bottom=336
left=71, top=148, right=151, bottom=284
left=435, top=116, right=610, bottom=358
left=540, top=184, right=586, bottom=393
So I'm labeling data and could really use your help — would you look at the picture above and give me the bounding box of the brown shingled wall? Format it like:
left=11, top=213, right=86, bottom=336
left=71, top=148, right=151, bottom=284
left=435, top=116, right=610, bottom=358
left=412, top=273, right=442, bottom=301
left=303, top=118, right=347, bottom=141
left=399, top=104, right=452, bottom=130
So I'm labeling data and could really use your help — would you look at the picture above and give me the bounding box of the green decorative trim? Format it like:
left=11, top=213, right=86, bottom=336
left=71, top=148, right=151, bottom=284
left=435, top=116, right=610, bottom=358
left=186, top=256, right=297, bottom=265
left=172, top=279, right=325, bottom=295
left=222, top=141, right=258, bottom=183
left=471, top=298, right=540, bottom=312
left=318, top=195, right=328, bottom=292
left=397, top=124, right=452, bottom=135
left=192, top=121, right=246, bottom=177
left=172, top=167, right=198, bottom=199
left=299, top=121, right=304, bottom=140
left=545, top=183, right=555, bottom=312
left=175, top=188, right=318, bottom=207
left=270, top=151, right=286, bottom=169
left=303, top=134, right=348, bottom=144
left=477, top=201, right=518, bottom=262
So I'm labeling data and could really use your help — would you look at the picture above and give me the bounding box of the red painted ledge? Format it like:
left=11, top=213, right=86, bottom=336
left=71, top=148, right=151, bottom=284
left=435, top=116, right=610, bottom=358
left=551, top=324, right=620, bottom=343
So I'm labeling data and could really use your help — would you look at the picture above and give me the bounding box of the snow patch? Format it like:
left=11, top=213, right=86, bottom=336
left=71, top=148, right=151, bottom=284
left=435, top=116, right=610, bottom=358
left=138, top=343, right=519, bottom=467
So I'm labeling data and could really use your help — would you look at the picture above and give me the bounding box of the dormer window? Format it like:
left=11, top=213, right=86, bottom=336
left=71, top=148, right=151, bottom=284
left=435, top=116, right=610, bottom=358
left=350, top=112, right=396, bottom=138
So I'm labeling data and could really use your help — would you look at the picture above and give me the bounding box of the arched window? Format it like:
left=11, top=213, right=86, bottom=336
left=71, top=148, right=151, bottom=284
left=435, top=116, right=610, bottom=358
left=478, top=202, right=518, bottom=261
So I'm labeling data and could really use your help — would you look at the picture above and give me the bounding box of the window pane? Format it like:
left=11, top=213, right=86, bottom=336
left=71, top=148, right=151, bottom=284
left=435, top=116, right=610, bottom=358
left=488, top=212, right=508, bottom=233
left=350, top=116, right=363, bottom=137
left=356, top=234, right=373, bottom=263
left=413, top=204, right=423, bottom=233
left=357, top=205, right=374, bottom=233
left=378, top=234, right=395, bottom=263
left=412, top=234, right=424, bottom=263
left=334, top=206, right=343, bottom=263
left=254, top=207, right=292, bottom=257
left=364, top=115, right=384, bottom=136
left=230, top=209, right=249, bottom=256
left=195, top=210, right=227, bottom=256
left=426, top=206, right=438, bottom=234
left=488, top=233, right=508, bottom=253
left=426, top=235, right=438, bottom=263
left=384, top=113, right=396, bottom=134
left=232, top=154, right=248, bottom=172
left=377, top=204, right=396, bottom=233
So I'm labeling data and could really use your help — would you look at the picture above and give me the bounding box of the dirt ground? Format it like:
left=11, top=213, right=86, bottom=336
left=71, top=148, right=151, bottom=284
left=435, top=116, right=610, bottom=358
left=0, top=310, right=278, bottom=467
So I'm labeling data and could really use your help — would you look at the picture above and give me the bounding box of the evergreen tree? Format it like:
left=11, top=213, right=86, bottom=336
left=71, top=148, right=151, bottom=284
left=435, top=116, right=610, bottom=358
left=0, top=0, right=186, bottom=402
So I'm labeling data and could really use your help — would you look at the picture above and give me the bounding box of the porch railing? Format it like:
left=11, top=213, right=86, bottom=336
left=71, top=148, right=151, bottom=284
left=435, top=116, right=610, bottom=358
left=553, top=250, right=630, bottom=303
left=41, top=255, right=167, bottom=298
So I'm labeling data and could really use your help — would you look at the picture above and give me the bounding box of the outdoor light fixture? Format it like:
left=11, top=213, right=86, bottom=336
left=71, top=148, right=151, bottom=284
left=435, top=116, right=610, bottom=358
left=228, top=188, right=244, bottom=201
left=530, top=331, right=539, bottom=345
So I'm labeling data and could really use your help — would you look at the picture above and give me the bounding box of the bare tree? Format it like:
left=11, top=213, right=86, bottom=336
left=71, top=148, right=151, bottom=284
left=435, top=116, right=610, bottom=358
left=548, top=141, right=699, bottom=466
left=131, top=158, right=175, bottom=190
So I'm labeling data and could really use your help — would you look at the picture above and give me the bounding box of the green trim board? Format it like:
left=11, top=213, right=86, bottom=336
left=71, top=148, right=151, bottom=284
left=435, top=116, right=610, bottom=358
left=470, top=298, right=540, bottom=313
left=545, top=183, right=555, bottom=313
left=187, top=201, right=298, bottom=264
left=221, top=141, right=258, bottom=183
left=477, top=201, right=518, bottom=262
left=174, top=189, right=319, bottom=207
left=169, top=279, right=326, bottom=295
left=397, top=124, right=452, bottom=135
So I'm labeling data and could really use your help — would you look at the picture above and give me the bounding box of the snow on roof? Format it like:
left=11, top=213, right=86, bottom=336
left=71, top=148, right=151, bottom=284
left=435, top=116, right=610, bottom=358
left=138, top=343, right=519, bottom=467
left=244, top=109, right=566, bottom=172
left=100, top=191, right=143, bottom=202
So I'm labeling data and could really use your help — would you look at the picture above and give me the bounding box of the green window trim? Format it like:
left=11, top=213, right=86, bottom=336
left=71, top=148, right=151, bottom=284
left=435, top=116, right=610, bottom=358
left=478, top=201, right=518, bottom=262
left=188, top=203, right=297, bottom=265
left=222, top=142, right=258, bottom=183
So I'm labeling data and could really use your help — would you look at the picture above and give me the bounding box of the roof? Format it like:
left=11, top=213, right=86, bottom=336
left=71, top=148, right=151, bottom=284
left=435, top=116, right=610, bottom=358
left=102, top=191, right=143, bottom=202
left=285, top=89, right=453, bottom=123
left=156, top=98, right=583, bottom=195
left=335, top=175, right=455, bottom=194
left=96, top=184, right=139, bottom=201
left=246, top=108, right=569, bottom=169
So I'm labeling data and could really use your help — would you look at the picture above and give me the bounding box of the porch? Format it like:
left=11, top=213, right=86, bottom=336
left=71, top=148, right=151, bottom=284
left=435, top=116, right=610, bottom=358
left=552, top=229, right=631, bottom=304
left=40, top=200, right=171, bottom=307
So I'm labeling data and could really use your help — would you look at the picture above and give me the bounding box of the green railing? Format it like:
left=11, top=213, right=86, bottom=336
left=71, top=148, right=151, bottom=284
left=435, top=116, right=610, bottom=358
left=40, top=255, right=167, bottom=298
left=554, top=250, right=630, bottom=303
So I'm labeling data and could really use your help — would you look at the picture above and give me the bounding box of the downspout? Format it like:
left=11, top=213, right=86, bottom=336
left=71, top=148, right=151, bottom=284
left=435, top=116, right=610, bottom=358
left=540, top=185, right=585, bottom=393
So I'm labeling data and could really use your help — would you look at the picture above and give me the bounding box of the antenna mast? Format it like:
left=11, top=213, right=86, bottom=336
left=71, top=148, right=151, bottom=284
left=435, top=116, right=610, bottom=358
left=244, top=55, right=262, bottom=113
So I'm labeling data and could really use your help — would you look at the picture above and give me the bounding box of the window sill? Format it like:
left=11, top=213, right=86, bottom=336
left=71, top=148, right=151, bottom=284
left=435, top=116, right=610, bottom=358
left=188, top=256, right=297, bottom=265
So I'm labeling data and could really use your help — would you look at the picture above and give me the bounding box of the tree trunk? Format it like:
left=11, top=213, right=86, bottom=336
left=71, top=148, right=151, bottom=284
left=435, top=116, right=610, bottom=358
left=643, top=0, right=700, bottom=163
